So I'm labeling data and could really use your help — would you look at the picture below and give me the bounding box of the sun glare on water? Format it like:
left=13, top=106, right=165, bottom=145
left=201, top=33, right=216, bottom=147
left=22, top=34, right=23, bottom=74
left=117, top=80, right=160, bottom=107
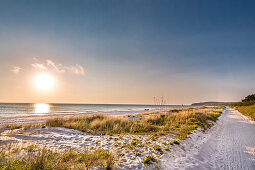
left=34, top=103, right=50, bottom=114
left=34, top=73, right=55, bottom=91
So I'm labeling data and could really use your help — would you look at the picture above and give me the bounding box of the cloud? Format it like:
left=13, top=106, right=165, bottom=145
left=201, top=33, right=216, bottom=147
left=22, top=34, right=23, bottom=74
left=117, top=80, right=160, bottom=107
left=31, top=59, right=85, bottom=76
left=46, top=60, right=66, bottom=73
left=11, top=66, right=21, bottom=74
left=31, top=63, right=48, bottom=70
left=68, top=64, right=85, bottom=75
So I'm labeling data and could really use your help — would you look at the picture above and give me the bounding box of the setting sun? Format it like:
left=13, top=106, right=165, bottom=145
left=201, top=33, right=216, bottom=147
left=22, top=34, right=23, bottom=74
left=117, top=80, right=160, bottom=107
left=34, top=73, right=54, bottom=91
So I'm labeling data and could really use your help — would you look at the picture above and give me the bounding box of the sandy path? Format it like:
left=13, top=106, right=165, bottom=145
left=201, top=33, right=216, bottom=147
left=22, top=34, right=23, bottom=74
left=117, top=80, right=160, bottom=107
left=189, top=108, right=255, bottom=170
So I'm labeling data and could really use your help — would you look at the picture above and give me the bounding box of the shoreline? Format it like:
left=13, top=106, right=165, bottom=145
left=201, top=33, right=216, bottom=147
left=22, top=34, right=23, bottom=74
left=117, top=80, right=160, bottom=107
left=0, top=109, right=159, bottom=126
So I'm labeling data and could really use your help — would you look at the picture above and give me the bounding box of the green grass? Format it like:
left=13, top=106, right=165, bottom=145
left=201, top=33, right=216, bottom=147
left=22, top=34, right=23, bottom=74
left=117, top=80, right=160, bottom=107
left=46, top=109, right=222, bottom=140
left=230, top=102, right=255, bottom=120
left=0, top=145, right=115, bottom=170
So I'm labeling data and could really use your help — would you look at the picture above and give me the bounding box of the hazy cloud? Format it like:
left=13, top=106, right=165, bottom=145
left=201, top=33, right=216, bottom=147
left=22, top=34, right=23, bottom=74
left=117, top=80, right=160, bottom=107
left=11, top=66, right=21, bottom=74
left=31, top=63, right=48, bottom=70
left=46, top=60, right=66, bottom=73
left=32, top=59, right=85, bottom=76
left=68, top=64, right=85, bottom=75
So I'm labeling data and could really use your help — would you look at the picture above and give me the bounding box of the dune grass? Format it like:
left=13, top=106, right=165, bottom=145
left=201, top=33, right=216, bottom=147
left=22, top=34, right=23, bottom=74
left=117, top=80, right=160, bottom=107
left=230, top=102, right=255, bottom=120
left=142, top=155, right=158, bottom=164
left=46, top=108, right=222, bottom=140
left=0, top=145, right=114, bottom=170
left=1, top=123, right=44, bottom=131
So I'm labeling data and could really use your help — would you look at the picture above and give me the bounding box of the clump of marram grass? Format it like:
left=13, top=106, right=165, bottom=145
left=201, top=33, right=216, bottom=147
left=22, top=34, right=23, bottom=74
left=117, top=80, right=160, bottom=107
left=153, top=145, right=163, bottom=154
left=135, top=152, right=141, bottom=156
left=142, top=155, right=158, bottom=164
left=0, top=145, right=115, bottom=170
left=118, top=153, right=124, bottom=157
left=165, top=147, right=170, bottom=151
left=46, top=109, right=222, bottom=140
left=150, top=134, right=157, bottom=141
left=169, top=140, right=180, bottom=145
left=131, top=140, right=137, bottom=146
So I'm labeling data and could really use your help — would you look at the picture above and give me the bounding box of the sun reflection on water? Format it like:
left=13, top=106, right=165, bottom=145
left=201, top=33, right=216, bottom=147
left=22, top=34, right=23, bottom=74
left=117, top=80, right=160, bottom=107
left=34, top=103, right=50, bottom=114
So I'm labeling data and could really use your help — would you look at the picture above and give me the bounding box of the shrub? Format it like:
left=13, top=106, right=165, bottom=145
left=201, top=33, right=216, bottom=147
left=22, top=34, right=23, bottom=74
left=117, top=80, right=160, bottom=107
left=242, top=94, right=255, bottom=102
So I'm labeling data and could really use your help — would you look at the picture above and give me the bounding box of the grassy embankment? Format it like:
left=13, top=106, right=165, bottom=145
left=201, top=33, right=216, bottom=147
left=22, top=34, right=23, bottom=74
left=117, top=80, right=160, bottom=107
left=230, top=101, right=255, bottom=120
left=0, top=144, right=114, bottom=170
left=46, top=108, right=222, bottom=140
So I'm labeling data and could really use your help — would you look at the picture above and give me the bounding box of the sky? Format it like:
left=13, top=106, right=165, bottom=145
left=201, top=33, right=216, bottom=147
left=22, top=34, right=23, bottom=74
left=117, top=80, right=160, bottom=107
left=0, top=0, right=255, bottom=105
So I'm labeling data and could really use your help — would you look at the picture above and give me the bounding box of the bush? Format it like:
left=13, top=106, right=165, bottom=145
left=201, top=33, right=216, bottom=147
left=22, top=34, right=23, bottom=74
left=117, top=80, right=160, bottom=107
left=242, top=94, right=255, bottom=102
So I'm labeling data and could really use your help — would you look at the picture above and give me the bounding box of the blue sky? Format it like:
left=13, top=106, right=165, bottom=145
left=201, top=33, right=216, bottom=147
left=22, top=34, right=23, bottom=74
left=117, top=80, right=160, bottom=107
left=0, top=0, right=255, bottom=104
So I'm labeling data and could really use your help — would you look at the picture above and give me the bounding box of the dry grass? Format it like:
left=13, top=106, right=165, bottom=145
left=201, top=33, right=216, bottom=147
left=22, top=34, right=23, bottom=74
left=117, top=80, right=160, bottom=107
left=2, top=124, right=22, bottom=130
left=0, top=144, right=115, bottom=170
left=1, top=123, right=44, bottom=131
left=142, top=155, right=158, bottom=164
left=46, top=109, right=222, bottom=140
left=230, top=102, right=255, bottom=120
left=46, top=114, right=156, bottom=135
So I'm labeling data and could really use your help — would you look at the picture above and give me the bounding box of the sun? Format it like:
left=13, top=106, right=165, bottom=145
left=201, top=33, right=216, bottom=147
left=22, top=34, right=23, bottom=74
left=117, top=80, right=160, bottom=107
left=34, top=73, right=55, bottom=90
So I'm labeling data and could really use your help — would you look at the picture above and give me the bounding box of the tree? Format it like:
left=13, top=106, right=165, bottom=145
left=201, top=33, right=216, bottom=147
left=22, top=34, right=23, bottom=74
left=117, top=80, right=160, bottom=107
left=242, top=94, right=255, bottom=102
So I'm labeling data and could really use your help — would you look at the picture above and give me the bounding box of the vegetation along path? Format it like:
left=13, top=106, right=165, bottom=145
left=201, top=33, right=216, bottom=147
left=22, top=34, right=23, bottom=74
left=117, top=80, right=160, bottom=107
left=190, top=107, right=255, bottom=170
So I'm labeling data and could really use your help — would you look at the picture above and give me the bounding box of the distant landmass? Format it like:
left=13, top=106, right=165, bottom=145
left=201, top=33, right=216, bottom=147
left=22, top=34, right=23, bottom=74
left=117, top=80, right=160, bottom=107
left=191, top=101, right=236, bottom=106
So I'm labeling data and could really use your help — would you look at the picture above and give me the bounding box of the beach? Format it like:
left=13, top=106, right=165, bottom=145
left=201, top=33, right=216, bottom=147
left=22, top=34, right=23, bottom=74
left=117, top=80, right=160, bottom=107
left=0, top=107, right=224, bottom=169
left=0, top=110, right=161, bottom=127
left=1, top=1, right=254, bottom=169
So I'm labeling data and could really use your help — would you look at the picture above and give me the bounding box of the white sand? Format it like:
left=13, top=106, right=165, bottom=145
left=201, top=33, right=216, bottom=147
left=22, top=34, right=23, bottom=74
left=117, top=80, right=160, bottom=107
left=0, top=126, right=178, bottom=169
left=2, top=108, right=252, bottom=169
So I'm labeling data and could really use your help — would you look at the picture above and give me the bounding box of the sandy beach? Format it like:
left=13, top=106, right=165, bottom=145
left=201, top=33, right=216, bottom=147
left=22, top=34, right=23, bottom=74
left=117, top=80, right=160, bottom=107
left=0, top=109, right=156, bottom=126
left=0, top=107, right=224, bottom=169
left=1, top=107, right=254, bottom=169
left=1, top=1, right=254, bottom=169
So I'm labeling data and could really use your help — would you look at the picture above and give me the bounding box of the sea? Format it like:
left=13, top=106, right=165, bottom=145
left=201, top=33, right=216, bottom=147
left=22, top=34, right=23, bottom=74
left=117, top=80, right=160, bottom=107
left=0, top=103, right=186, bottom=118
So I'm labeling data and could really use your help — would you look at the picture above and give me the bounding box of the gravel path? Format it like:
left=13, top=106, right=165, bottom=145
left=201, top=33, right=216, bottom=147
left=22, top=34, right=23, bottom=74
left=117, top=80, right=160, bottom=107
left=190, top=108, right=255, bottom=170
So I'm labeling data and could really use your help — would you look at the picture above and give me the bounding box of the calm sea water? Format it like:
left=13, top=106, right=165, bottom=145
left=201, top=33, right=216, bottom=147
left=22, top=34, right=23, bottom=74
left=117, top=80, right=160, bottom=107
left=0, top=103, right=185, bottom=118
